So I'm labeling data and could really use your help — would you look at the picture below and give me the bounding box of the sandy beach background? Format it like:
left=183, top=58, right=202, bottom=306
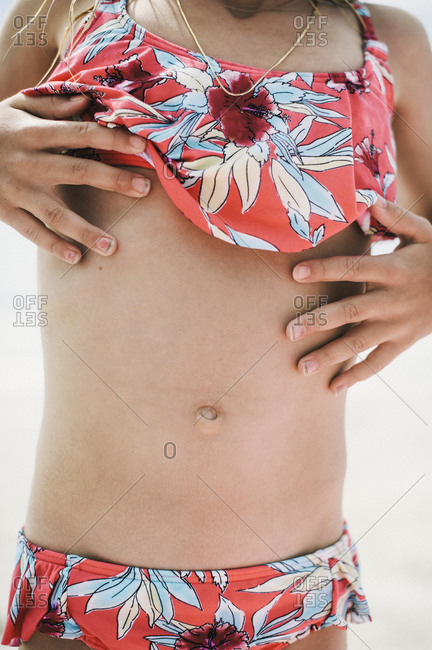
left=1, top=1, right=431, bottom=648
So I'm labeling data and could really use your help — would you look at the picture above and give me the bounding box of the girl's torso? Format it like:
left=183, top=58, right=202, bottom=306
left=25, top=0, right=384, bottom=569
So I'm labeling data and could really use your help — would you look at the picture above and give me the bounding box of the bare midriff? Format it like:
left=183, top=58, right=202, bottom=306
left=23, top=164, right=370, bottom=570
left=20, top=0, right=374, bottom=572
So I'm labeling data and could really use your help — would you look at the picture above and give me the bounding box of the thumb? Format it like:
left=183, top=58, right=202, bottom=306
left=370, top=195, right=432, bottom=243
left=11, top=91, right=91, bottom=119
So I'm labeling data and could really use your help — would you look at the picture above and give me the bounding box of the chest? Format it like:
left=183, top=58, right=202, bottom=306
left=59, top=0, right=366, bottom=74
left=124, top=0, right=366, bottom=74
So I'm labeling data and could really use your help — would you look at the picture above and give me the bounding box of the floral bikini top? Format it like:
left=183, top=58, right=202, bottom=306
left=22, top=0, right=397, bottom=252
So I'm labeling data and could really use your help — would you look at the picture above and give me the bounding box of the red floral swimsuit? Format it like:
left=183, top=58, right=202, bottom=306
left=20, top=0, right=397, bottom=252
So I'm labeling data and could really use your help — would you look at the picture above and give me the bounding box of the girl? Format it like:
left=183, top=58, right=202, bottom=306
left=1, top=1, right=431, bottom=648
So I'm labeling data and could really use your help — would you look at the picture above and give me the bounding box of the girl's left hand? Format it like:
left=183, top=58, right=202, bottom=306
left=286, top=197, right=432, bottom=395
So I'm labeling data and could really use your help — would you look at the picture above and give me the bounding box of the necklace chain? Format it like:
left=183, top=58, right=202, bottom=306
left=217, top=0, right=358, bottom=12
left=215, top=0, right=311, bottom=14
left=175, top=0, right=321, bottom=97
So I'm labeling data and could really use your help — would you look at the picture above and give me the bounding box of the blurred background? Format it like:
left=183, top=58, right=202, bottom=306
left=0, top=1, right=431, bottom=649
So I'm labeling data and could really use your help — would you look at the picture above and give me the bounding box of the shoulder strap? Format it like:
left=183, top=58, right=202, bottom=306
left=351, top=1, right=379, bottom=43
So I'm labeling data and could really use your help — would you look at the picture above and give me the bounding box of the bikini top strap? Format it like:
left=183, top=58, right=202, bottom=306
left=95, top=0, right=123, bottom=18
left=351, top=1, right=379, bottom=43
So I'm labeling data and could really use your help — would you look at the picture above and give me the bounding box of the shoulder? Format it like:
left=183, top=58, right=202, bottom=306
left=0, top=0, right=81, bottom=98
left=366, top=3, right=431, bottom=106
left=2, top=0, right=95, bottom=47
left=367, top=2, right=429, bottom=48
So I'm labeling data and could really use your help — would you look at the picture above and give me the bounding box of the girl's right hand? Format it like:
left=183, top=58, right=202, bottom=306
left=0, top=91, right=151, bottom=264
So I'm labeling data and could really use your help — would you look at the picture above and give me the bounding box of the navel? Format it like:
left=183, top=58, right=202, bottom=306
left=193, top=404, right=225, bottom=433
left=196, top=405, right=220, bottom=422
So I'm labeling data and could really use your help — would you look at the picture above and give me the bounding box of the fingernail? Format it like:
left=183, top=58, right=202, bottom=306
left=375, top=194, right=386, bottom=207
left=289, top=322, right=306, bottom=341
left=293, top=265, right=310, bottom=280
left=68, top=94, right=86, bottom=102
left=96, top=236, right=115, bottom=253
left=303, top=359, right=318, bottom=375
left=129, top=135, right=146, bottom=151
left=334, top=384, right=347, bottom=395
left=132, top=177, right=149, bottom=194
left=65, top=250, right=79, bottom=264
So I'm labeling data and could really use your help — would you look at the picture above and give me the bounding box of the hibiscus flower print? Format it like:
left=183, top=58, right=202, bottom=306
left=176, top=622, right=250, bottom=650
left=93, top=54, right=163, bottom=100
left=355, top=129, right=381, bottom=178
left=37, top=603, right=66, bottom=638
left=355, top=130, right=396, bottom=201
left=206, top=72, right=279, bottom=146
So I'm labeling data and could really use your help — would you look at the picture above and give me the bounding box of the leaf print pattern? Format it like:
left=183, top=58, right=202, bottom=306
left=2, top=523, right=372, bottom=648
left=20, top=0, right=397, bottom=252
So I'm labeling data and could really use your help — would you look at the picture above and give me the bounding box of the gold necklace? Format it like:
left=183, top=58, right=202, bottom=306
left=216, top=0, right=309, bottom=14
left=175, top=0, right=321, bottom=97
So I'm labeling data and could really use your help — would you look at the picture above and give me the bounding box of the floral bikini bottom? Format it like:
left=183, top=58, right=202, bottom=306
left=1, top=522, right=371, bottom=649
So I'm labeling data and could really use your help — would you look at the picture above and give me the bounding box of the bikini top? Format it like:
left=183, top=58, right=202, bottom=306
left=22, top=0, right=397, bottom=252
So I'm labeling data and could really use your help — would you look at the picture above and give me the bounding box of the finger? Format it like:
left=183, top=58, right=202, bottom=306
left=43, top=153, right=151, bottom=198
left=370, top=195, right=432, bottom=243
left=36, top=118, right=147, bottom=156
left=291, top=253, right=393, bottom=284
left=329, top=340, right=401, bottom=394
left=21, top=193, right=118, bottom=257
left=10, top=91, right=92, bottom=119
left=3, top=207, right=82, bottom=264
left=286, top=293, right=382, bottom=340
left=296, top=321, right=392, bottom=377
